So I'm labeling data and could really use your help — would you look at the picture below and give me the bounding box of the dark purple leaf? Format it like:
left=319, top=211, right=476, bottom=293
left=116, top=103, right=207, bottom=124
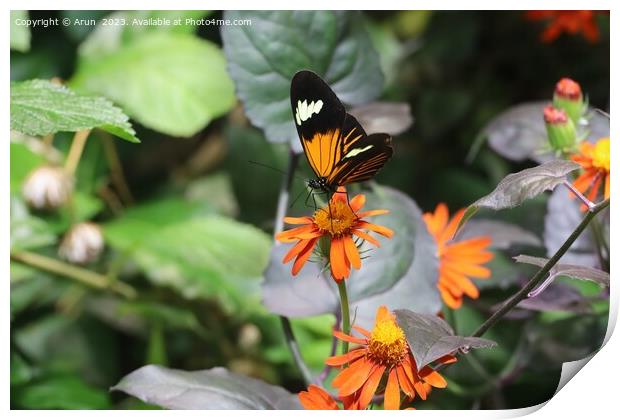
left=516, top=282, right=592, bottom=313
left=394, top=309, right=496, bottom=369
left=348, top=102, right=414, bottom=136
left=112, top=365, right=301, bottom=409
left=514, top=255, right=609, bottom=287
left=544, top=188, right=602, bottom=266
left=457, top=161, right=580, bottom=232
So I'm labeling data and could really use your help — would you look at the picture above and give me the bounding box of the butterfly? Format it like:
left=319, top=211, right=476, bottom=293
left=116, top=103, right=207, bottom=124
left=290, top=70, right=393, bottom=195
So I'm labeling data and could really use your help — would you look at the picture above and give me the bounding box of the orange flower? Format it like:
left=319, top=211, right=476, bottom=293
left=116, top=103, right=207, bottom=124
left=326, top=305, right=456, bottom=410
left=423, top=204, right=494, bottom=309
left=275, top=187, right=393, bottom=281
left=570, top=137, right=610, bottom=208
left=298, top=385, right=340, bottom=410
left=525, top=11, right=601, bottom=43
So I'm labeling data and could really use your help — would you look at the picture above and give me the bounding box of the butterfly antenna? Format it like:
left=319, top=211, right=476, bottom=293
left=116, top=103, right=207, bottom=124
left=247, top=160, right=306, bottom=182
left=288, top=187, right=307, bottom=210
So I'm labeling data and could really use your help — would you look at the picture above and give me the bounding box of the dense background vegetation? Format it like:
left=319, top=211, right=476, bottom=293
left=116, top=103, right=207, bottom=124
left=10, top=10, right=610, bottom=409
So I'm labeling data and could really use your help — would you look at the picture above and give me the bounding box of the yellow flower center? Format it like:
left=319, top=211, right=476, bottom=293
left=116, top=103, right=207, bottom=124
left=313, top=201, right=357, bottom=236
left=368, top=317, right=408, bottom=366
left=592, top=138, right=610, bottom=172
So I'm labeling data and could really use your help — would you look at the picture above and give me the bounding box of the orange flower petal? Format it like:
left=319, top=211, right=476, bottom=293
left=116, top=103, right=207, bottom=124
left=396, top=365, right=416, bottom=398
left=356, top=221, right=394, bottom=238
left=375, top=305, right=391, bottom=323
left=356, top=365, right=386, bottom=410
left=349, top=194, right=366, bottom=213
left=292, top=238, right=318, bottom=275
left=343, top=235, right=361, bottom=270
left=283, top=238, right=311, bottom=264
left=446, top=237, right=492, bottom=253
left=352, top=229, right=380, bottom=247
left=333, top=330, right=367, bottom=345
left=276, top=224, right=317, bottom=241
left=439, top=283, right=462, bottom=309
left=333, top=358, right=375, bottom=396
left=283, top=216, right=314, bottom=225
left=438, top=208, right=466, bottom=244
left=441, top=269, right=480, bottom=299
left=443, top=259, right=491, bottom=279
left=332, top=187, right=348, bottom=203
left=356, top=209, right=389, bottom=218
left=605, top=174, right=610, bottom=199
left=299, top=385, right=339, bottom=410
left=419, top=367, right=447, bottom=388
left=330, top=236, right=350, bottom=280
left=325, top=348, right=367, bottom=367
left=351, top=325, right=371, bottom=338
left=384, top=369, right=401, bottom=410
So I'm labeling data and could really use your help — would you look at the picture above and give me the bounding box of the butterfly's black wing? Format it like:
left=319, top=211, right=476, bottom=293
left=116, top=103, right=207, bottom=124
left=328, top=113, right=392, bottom=186
left=290, top=70, right=346, bottom=179
left=290, top=70, right=393, bottom=187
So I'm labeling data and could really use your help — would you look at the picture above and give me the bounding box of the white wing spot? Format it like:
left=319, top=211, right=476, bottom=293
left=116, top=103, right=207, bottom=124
left=295, top=99, right=325, bottom=124
left=344, top=145, right=373, bottom=158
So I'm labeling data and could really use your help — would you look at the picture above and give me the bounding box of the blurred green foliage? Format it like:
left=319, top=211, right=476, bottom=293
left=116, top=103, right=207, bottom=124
left=10, top=10, right=609, bottom=410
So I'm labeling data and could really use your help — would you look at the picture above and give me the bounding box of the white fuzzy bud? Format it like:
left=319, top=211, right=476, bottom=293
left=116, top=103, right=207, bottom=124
left=59, top=222, right=104, bottom=264
left=22, top=166, right=74, bottom=210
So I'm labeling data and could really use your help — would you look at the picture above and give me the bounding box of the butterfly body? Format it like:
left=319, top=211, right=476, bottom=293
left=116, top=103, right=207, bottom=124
left=290, top=70, right=393, bottom=195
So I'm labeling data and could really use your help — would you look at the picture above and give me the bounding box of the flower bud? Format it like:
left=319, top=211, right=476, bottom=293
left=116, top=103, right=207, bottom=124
left=58, top=222, right=104, bottom=264
left=544, top=105, right=577, bottom=151
left=22, top=166, right=74, bottom=211
left=553, top=78, right=585, bottom=125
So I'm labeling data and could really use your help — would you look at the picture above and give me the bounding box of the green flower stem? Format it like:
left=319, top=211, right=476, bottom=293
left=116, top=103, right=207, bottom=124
left=472, top=198, right=610, bottom=338
left=11, top=250, right=136, bottom=299
left=337, top=280, right=351, bottom=354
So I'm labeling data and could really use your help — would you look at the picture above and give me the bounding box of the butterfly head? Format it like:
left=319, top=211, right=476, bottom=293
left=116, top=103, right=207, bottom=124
left=308, top=177, right=330, bottom=192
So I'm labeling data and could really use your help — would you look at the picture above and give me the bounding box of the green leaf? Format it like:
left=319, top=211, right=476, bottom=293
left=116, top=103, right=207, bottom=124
left=79, top=10, right=212, bottom=57
left=514, top=255, right=609, bottom=287
left=14, top=375, right=111, bottom=409
left=262, top=185, right=441, bottom=328
left=394, top=309, right=497, bottom=370
left=10, top=11, right=31, bottom=52
left=105, top=212, right=272, bottom=311
left=10, top=79, right=139, bottom=142
left=10, top=196, right=57, bottom=251
left=85, top=296, right=206, bottom=336
left=221, top=11, right=384, bottom=146
left=72, top=32, right=235, bottom=137
left=458, top=160, right=580, bottom=232
left=112, top=365, right=301, bottom=409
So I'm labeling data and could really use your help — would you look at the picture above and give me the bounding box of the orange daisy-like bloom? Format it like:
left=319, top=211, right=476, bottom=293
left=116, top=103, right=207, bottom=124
left=423, top=204, right=494, bottom=309
left=326, top=305, right=456, bottom=410
left=275, top=187, right=393, bottom=281
left=525, top=11, right=601, bottom=43
left=299, top=385, right=341, bottom=410
left=570, top=137, right=610, bottom=208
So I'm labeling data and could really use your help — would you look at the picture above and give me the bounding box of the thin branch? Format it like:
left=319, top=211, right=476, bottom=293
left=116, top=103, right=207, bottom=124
left=101, top=133, right=135, bottom=205
left=11, top=250, right=136, bottom=299
left=280, top=317, right=316, bottom=386
left=64, top=130, right=91, bottom=175
left=271, top=147, right=315, bottom=385
left=471, top=198, right=610, bottom=338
